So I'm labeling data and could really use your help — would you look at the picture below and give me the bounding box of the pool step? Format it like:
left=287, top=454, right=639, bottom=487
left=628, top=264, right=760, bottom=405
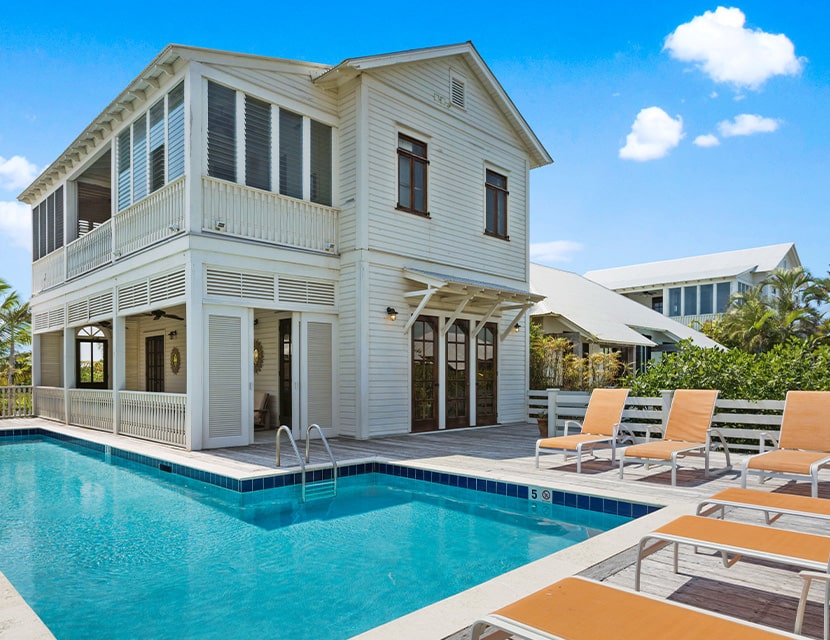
left=276, top=424, right=338, bottom=503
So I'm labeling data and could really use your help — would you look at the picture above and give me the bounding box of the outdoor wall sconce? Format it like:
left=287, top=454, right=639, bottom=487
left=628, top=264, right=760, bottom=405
left=168, top=330, right=178, bottom=339
left=513, top=323, right=521, bottom=333
left=386, top=307, right=398, bottom=321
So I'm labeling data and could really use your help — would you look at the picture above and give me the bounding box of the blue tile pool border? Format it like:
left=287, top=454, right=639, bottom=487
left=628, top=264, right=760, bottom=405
left=0, top=427, right=660, bottom=518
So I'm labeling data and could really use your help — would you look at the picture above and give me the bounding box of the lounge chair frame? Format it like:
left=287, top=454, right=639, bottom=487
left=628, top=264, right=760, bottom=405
left=697, top=487, right=830, bottom=526
left=742, top=430, right=830, bottom=499
left=634, top=515, right=830, bottom=639
left=535, top=388, right=631, bottom=473
left=470, top=576, right=806, bottom=640
left=619, top=389, right=731, bottom=486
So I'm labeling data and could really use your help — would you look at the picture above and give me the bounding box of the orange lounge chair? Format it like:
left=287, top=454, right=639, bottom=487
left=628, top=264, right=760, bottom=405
left=742, top=390, right=830, bottom=497
left=470, top=576, right=804, bottom=640
left=697, top=487, right=830, bottom=526
left=535, top=388, right=630, bottom=472
left=619, top=389, right=731, bottom=486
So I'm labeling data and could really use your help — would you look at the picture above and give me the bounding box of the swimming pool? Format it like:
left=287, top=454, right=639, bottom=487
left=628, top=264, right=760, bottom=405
left=0, top=433, right=646, bottom=639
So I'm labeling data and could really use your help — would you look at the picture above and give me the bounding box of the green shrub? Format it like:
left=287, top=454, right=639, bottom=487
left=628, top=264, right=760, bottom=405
left=623, top=339, right=830, bottom=399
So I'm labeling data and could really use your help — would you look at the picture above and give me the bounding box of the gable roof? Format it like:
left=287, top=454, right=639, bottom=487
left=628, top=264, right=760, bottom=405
left=530, top=263, right=722, bottom=349
left=314, top=42, right=552, bottom=169
left=584, top=243, right=799, bottom=291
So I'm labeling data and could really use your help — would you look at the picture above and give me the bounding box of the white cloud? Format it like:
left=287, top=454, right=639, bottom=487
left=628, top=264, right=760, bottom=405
left=664, top=6, right=804, bottom=90
left=530, top=241, right=584, bottom=264
left=718, top=114, right=780, bottom=137
left=619, top=107, right=684, bottom=161
left=710, top=91, right=719, bottom=99
left=0, top=155, right=38, bottom=191
left=694, top=134, right=721, bottom=147
left=0, top=201, right=31, bottom=251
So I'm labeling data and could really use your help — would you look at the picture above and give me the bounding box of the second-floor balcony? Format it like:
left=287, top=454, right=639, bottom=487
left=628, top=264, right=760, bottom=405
left=32, top=176, right=340, bottom=295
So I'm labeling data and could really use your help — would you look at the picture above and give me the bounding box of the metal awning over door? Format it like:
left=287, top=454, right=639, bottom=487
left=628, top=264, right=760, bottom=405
left=401, top=268, right=545, bottom=340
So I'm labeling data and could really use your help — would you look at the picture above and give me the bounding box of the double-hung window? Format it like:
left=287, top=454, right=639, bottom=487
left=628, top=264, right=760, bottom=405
left=397, top=134, right=428, bottom=215
left=485, top=170, right=508, bottom=239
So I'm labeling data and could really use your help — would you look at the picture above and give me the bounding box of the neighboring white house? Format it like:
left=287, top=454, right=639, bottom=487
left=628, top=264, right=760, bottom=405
left=20, top=43, right=550, bottom=450
left=584, top=243, right=800, bottom=327
left=530, top=263, right=721, bottom=371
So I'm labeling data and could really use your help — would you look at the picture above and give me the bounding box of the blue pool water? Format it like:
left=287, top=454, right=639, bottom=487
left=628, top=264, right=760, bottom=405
left=0, top=437, right=632, bottom=639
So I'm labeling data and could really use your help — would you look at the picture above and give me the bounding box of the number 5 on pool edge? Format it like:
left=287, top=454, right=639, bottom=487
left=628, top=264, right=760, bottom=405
left=529, top=486, right=551, bottom=503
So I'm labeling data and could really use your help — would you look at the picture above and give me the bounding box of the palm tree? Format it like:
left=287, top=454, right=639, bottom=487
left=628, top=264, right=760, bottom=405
left=0, top=290, right=31, bottom=386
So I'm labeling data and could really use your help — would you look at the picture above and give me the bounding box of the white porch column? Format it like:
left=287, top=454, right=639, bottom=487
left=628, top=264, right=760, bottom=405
left=185, top=258, right=204, bottom=450
left=111, top=314, right=125, bottom=434
left=62, top=327, right=74, bottom=424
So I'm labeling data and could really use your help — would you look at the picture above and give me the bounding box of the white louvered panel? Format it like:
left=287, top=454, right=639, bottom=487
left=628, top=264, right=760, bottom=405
left=149, top=268, right=186, bottom=304
left=32, top=312, right=48, bottom=332
left=307, top=322, right=332, bottom=428
left=48, top=308, right=65, bottom=328
left=277, top=277, right=308, bottom=303
left=306, top=281, right=335, bottom=306
left=118, top=281, right=149, bottom=311
left=40, top=333, right=63, bottom=387
left=205, top=268, right=243, bottom=298
left=240, top=273, right=275, bottom=301
left=208, top=315, right=242, bottom=438
left=68, top=300, right=89, bottom=325
left=89, top=292, right=113, bottom=319
left=450, top=77, right=465, bottom=109
left=278, top=277, right=335, bottom=306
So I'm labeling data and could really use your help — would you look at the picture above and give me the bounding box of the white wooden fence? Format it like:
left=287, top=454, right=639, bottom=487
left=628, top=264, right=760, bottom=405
left=33, top=386, right=64, bottom=421
left=531, top=389, right=786, bottom=453
left=202, top=176, right=339, bottom=254
left=119, top=391, right=186, bottom=447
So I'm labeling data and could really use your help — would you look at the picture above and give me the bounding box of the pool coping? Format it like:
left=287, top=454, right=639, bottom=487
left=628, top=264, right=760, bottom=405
left=0, top=423, right=695, bottom=640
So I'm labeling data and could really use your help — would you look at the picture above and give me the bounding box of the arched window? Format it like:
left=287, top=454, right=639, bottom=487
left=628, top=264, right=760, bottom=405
left=76, top=325, right=108, bottom=388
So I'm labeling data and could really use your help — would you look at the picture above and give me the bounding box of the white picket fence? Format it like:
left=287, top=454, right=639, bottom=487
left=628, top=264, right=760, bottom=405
left=531, top=389, right=786, bottom=453
left=0, top=386, right=33, bottom=418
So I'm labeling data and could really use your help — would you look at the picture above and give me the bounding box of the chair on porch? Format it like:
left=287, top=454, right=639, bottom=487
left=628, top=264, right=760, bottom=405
left=741, top=390, right=830, bottom=497
left=254, top=391, right=272, bottom=430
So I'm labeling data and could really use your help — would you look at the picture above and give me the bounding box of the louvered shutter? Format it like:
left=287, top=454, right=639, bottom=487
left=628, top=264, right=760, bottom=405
left=117, top=129, right=131, bottom=210
left=46, top=193, right=55, bottom=253
left=279, top=108, right=302, bottom=199
left=245, top=95, right=271, bottom=191
left=310, top=120, right=332, bottom=206
left=32, top=204, right=40, bottom=261
left=306, top=321, right=333, bottom=428
left=208, top=315, right=243, bottom=438
left=207, top=81, right=236, bottom=182
left=167, top=82, right=185, bottom=180
left=38, top=201, right=47, bottom=259
left=54, top=186, right=64, bottom=250
left=133, top=116, right=148, bottom=201
left=149, top=100, right=165, bottom=192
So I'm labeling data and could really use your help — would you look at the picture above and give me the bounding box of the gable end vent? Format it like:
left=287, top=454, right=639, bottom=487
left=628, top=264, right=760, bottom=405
left=450, top=76, right=465, bottom=109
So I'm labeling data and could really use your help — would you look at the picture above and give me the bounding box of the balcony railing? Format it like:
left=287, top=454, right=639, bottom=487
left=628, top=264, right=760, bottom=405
left=34, top=386, right=65, bottom=421
left=114, top=176, right=186, bottom=257
left=68, top=388, right=114, bottom=432
left=31, top=177, right=186, bottom=294
left=671, top=313, right=721, bottom=328
left=32, top=248, right=66, bottom=295
left=202, top=176, right=339, bottom=254
left=119, top=391, right=186, bottom=447
left=0, top=386, right=33, bottom=418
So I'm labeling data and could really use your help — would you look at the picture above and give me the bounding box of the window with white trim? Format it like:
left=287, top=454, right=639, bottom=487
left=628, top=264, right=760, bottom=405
left=485, top=169, right=508, bottom=239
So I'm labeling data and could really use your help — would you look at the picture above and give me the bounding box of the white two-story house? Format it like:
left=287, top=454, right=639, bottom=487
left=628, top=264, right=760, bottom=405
left=584, top=243, right=800, bottom=327
left=20, top=43, right=551, bottom=450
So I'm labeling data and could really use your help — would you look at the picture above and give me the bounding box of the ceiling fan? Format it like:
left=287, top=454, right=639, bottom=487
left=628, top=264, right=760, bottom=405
left=145, top=309, right=184, bottom=321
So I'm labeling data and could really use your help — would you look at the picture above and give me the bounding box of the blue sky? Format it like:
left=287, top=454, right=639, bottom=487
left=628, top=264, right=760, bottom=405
left=1, top=1, right=827, bottom=299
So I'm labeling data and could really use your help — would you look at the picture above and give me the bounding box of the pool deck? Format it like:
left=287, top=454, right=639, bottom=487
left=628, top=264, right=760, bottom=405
left=1, top=418, right=828, bottom=639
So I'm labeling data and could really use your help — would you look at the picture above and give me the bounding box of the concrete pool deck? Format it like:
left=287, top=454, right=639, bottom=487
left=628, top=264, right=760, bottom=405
left=1, top=418, right=827, bottom=639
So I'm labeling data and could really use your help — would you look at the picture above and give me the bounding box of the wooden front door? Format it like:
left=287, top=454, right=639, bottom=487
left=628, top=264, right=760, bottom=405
left=446, top=319, right=469, bottom=428
left=279, top=318, right=292, bottom=427
left=476, top=323, right=497, bottom=425
left=411, top=316, right=438, bottom=432
left=145, top=335, right=164, bottom=392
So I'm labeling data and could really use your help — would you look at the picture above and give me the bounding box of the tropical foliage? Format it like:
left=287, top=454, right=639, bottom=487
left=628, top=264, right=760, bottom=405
left=622, top=339, right=830, bottom=400
left=530, top=321, right=625, bottom=391
left=700, top=267, right=829, bottom=353
left=0, top=278, right=31, bottom=386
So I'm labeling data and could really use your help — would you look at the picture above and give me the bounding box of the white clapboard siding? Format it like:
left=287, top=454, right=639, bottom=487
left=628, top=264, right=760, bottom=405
left=208, top=314, right=242, bottom=439
left=306, top=321, right=333, bottom=429
left=336, top=82, right=359, bottom=251
left=335, top=263, right=358, bottom=437
left=497, top=314, right=530, bottom=423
